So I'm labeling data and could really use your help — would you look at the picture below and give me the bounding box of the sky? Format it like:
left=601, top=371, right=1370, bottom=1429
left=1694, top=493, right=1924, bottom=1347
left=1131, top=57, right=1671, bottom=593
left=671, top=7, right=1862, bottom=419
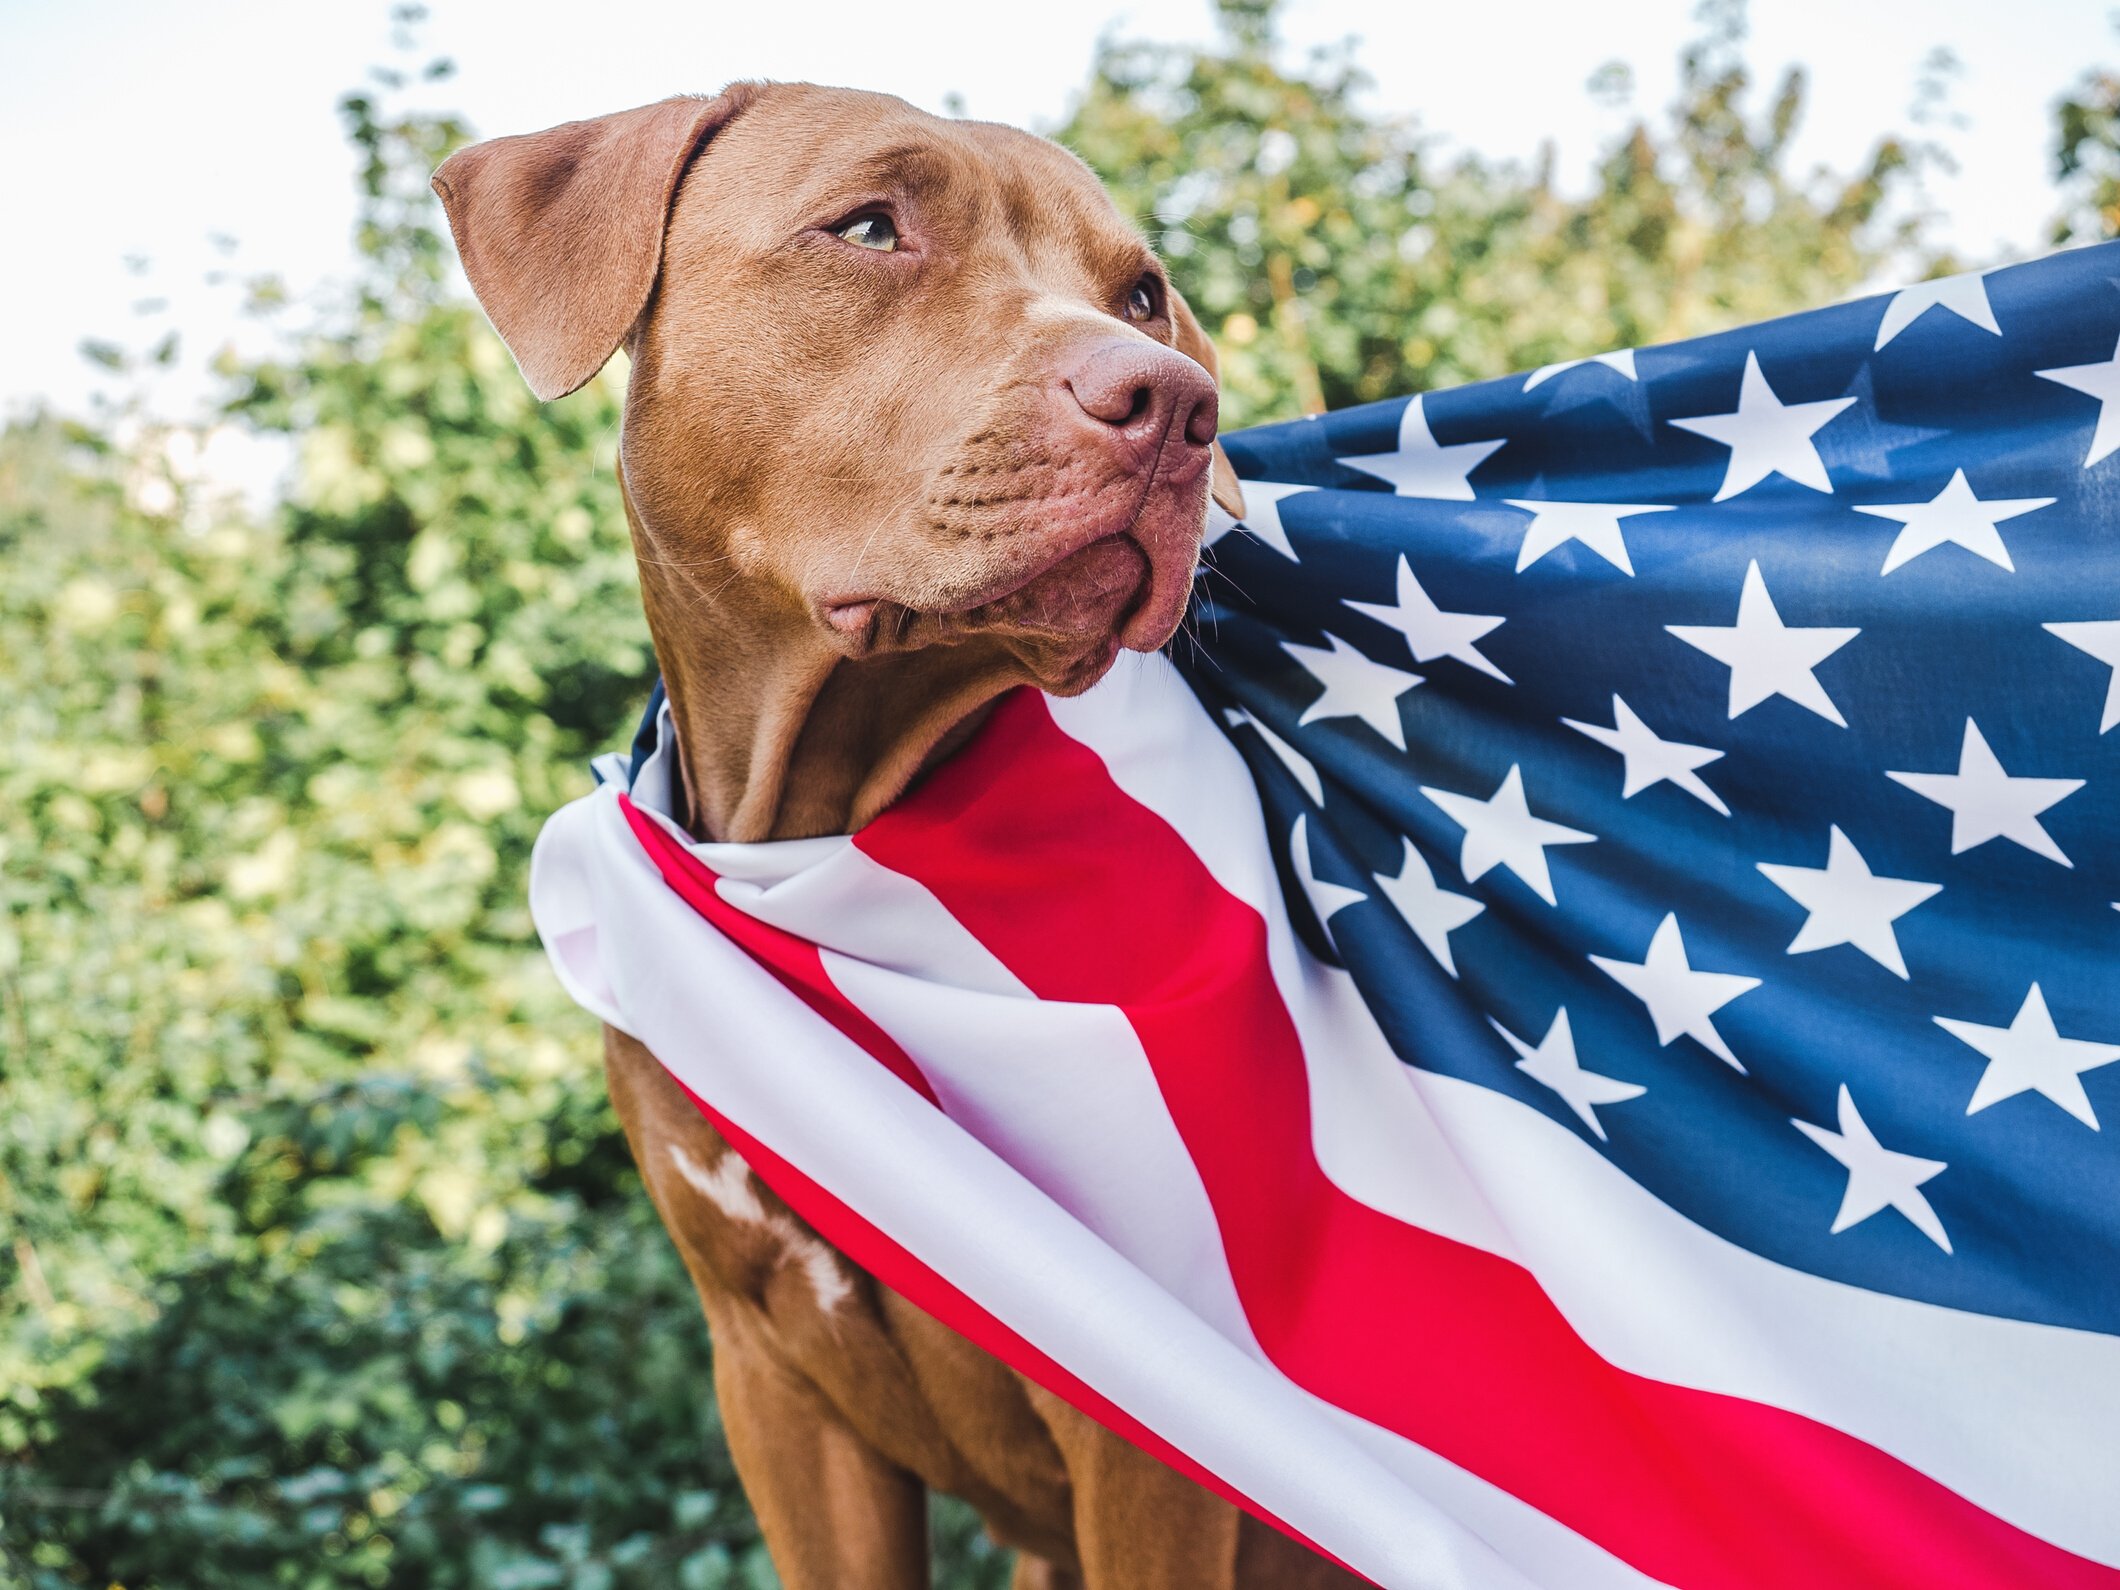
left=4, top=0, right=2116, bottom=430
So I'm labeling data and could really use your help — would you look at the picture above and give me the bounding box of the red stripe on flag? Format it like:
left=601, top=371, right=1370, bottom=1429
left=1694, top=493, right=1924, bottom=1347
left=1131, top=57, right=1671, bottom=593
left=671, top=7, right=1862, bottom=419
left=850, top=690, right=2119, bottom=1590
left=616, top=795, right=1364, bottom=1580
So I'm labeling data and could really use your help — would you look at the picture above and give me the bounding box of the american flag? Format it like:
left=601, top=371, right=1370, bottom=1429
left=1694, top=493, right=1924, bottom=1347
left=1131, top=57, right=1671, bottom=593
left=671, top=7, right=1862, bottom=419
left=532, top=242, right=2120, bottom=1588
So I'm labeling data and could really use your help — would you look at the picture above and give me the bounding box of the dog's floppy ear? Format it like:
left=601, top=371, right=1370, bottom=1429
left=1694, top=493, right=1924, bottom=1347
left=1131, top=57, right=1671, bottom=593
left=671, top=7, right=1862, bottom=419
left=432, top=91, right=753, bottom=400
left=1167, top=283, right=1247, bottom=523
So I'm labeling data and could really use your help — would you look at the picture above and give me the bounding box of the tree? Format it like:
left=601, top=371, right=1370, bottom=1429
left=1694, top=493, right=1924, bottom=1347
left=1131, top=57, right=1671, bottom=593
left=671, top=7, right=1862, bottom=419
left=1056, top=0, right=1940, bottom=426
left=2053, top=45, right=2120, bottom=244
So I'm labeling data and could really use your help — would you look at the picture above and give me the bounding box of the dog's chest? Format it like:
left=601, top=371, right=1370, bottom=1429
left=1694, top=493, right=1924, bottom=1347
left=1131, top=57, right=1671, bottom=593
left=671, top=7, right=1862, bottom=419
left=659, top=1136, right=856, bottom=1314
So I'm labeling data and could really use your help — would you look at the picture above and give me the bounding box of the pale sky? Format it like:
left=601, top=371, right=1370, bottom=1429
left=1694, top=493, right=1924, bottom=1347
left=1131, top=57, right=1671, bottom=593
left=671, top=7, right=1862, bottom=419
left=4, top=0, right=2115, bottom=429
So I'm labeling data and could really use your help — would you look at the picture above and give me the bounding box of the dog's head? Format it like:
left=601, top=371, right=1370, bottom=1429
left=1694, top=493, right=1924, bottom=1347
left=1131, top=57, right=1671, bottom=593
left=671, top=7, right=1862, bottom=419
left=434, top=84, right=1242, bottom=697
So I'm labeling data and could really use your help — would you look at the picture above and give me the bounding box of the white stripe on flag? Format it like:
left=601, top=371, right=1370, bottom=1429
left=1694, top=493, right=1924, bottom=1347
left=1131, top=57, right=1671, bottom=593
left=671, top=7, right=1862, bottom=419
left=806, top=863, right=1667, bottom=1590
left=685, top=813, right=1666, bottom=1586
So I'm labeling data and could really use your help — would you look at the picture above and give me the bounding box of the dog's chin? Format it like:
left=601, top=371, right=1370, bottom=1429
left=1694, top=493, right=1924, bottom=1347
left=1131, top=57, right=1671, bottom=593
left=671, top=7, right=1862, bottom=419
left=977, top=535, right=1151, bottom=636
left=819, top=544, right=1140, bottom=683
left=815, top=469, right=1207, bottom=692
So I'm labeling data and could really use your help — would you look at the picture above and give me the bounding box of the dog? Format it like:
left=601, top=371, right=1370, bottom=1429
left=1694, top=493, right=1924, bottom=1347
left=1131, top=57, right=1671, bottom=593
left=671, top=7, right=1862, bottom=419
left=435, top=84, right=1364, bottom=1588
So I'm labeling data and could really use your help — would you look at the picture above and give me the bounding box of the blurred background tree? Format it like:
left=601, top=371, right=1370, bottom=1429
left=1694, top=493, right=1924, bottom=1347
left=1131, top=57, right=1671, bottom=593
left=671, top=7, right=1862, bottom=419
left=2, top=1, right=2110, bottom=1585
left=1060, top=0, right=1945, bottom=423
left=2054, top=54, right=2120, bottom=244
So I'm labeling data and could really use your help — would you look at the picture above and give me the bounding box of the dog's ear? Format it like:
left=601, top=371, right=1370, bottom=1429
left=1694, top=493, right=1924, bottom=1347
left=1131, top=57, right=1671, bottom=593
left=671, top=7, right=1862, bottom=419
left=1166, top=283, right=1247, bottom=522
left=432, top=91, right=753, bottom=400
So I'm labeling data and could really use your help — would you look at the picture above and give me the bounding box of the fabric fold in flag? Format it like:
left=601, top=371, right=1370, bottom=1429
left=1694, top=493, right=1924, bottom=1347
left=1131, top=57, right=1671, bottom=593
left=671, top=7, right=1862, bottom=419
left=533, top=242, right=2120, bottom=1589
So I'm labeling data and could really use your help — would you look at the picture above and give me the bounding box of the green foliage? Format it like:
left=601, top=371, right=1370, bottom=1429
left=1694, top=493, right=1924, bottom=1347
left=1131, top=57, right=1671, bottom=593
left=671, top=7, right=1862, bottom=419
left=1058, top=0, right=1940, bottom=425
left=0, top=81, right=763, bottom=1590
left=2052, top=28, right=2120, bottom=245
left=0, top=2, right=2079, bottom=1584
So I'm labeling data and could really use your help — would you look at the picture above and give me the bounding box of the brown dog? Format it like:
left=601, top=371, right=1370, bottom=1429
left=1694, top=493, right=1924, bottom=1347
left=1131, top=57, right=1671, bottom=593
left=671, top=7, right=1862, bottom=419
left=435, top=84, right=1362, bottom=1588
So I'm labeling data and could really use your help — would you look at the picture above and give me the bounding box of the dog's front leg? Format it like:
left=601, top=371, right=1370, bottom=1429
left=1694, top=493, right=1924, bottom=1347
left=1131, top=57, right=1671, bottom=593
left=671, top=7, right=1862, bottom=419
left=707, top=1303, right=930, bottom=1590
left=603, top=1029, right=928, bottom=1588
left=1024, top=1382, right=1240, bottom=1589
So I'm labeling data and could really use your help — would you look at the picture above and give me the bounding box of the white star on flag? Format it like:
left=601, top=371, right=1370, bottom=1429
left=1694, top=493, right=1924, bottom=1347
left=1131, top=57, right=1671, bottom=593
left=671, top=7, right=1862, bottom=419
left=1421, top=765, right=1595, bottom=907
left=1337, top=394, right=1506, bottom=500
left=1345, top=555, right=1512, bottom=683
left=1289, top=814, right=1365, bottom=949
left=1208, top=480, right=1313, bottom=560
left=1591, top=913, right=1759, bottom=1071
left=1283, top=633, right=1422, bottom=749
left=1668, top=351, right=1856, bottom=501
left=1523, top=349, right=1639, bottom=390
left=1886, top=719, right=2084, bottom=867
left=1792, top=1085, right=1952, bottom=1253
left=1872, top=269, right=2001, bottom=350
left=2045, top=619, right=2120, bottom=732
left=1491, top=1008, right=1645, bottom=1140
left=1756, top=825, right=1941, bottom=979
left=1562, top=695, right=1729, bottom=815
left=1373, top=836, right=1484, bottom=977
left=1667, top=561, right=1860, bottom=726
left=1935, top=983, right=2120, bottom=1129
left=1501, top=499, right=1673, bottom=575
left=1853, top=468, right=2054, bottom=575
left=1222, top=707, right=1322, bottom=804
left=2036, top=334, right=2120, bottom=467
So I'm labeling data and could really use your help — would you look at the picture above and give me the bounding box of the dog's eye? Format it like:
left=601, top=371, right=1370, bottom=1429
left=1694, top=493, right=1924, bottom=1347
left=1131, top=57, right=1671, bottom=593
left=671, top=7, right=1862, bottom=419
left=1124, top=279, right=1159, bottom=323
left=836, top=213, right=898, bottom=251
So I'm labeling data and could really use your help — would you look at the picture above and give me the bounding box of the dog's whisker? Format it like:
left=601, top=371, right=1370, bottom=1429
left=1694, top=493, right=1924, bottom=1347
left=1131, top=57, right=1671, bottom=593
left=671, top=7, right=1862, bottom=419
left=634, top=550, right=742, bottom=573
left=842, top=512, right=892, bottom=595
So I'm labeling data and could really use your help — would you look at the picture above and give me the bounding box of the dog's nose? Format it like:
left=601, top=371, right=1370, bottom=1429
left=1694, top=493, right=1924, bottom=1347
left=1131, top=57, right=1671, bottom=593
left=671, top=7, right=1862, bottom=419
left=1063, top=340, right=1219, bottom=451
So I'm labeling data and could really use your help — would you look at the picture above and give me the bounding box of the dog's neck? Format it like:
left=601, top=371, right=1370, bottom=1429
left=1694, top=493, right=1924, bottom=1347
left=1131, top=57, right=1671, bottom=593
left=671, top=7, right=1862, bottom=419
left=628, top=502, right=1017, bottom=844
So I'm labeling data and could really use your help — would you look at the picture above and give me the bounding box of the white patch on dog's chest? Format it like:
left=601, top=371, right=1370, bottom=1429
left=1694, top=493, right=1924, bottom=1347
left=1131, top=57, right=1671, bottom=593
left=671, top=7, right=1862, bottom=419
left=665, top=1142, right=854, bottom=1313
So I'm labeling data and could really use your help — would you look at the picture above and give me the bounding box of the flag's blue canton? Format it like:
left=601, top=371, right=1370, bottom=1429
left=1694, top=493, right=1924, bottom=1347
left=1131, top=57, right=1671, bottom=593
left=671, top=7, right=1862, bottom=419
left=1179, top=243, right=2120, bottom=1334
